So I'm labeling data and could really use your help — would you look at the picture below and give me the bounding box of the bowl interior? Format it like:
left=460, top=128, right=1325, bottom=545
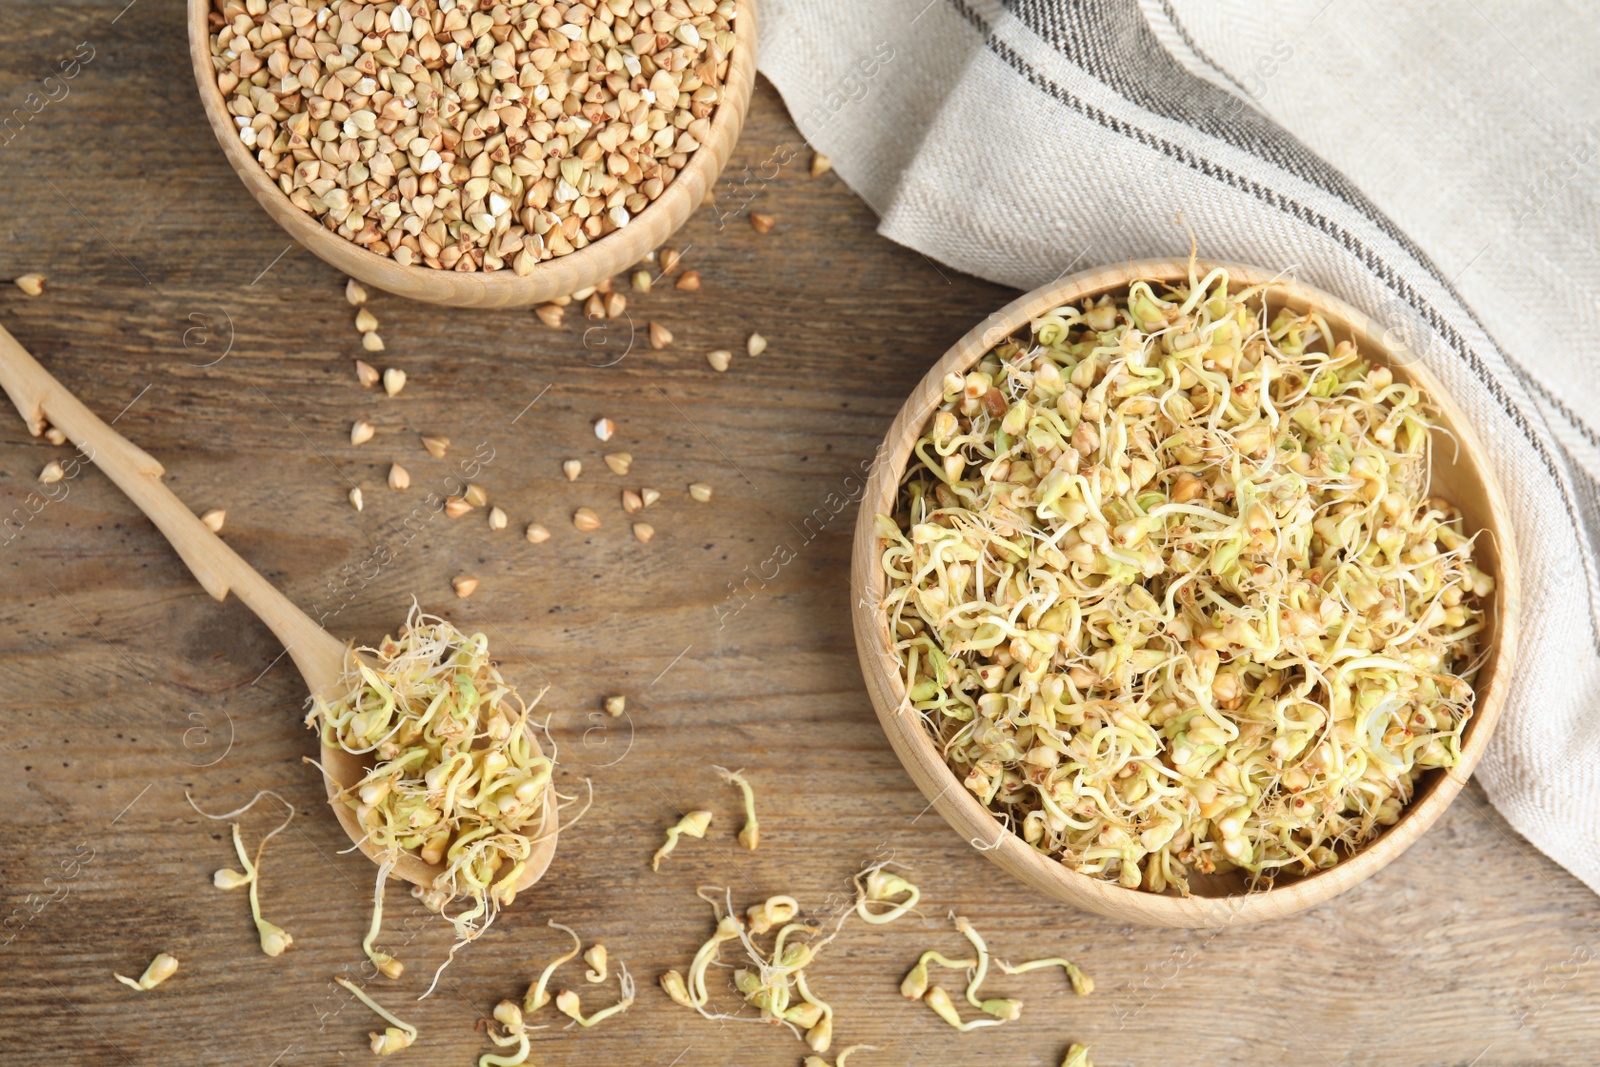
left=852, top=258, right=1519, bottom=925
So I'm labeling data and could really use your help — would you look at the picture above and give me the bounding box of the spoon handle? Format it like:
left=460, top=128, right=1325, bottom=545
left=0, top=322, right=347, bottom=696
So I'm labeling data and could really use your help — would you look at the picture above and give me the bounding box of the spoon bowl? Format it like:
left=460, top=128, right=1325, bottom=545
left=315, top=661, right=561, bottom=897
left=0, top=322, right=558, bottom=896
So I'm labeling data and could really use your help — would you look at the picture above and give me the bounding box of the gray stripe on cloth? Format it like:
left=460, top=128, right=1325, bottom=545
left=1150, top=0, right=1251, bottom=98
left=1009, top=0, right=1600, bottom=461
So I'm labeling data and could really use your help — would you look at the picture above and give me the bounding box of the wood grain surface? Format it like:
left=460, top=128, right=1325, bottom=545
left=1, top=3, right=1597, bottom=1066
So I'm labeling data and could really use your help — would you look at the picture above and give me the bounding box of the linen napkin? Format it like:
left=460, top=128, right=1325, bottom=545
left=757, top=0, right=1600, bottom=895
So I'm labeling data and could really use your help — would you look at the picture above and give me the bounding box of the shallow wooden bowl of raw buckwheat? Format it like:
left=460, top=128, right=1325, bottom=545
left=188, top=0, right=755, bottom=308
left=850, top=258, right=1520, bottom=928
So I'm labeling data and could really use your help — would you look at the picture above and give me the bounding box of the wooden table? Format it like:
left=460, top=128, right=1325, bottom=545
left=2, top=4, right=1597, bottom=1065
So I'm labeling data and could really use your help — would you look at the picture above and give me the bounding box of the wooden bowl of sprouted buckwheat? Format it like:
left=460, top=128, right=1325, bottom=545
left=188, top=0, right=755, bottom=308
left=851, top=258, right=1518, bottom=928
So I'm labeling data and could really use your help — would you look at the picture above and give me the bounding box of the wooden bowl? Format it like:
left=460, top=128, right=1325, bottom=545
left=186, top=0, right=756, bottom=308
left=851, top=258, right=1520, bottom=928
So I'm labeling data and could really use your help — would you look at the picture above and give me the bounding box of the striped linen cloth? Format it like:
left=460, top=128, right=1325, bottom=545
left=757, top=0, right=1600, bottom=896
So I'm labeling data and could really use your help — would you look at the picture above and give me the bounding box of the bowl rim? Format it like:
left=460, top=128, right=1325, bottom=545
left=849, top=256, right=1521, bottom=928
left=186, top=0, right=757, bottom=308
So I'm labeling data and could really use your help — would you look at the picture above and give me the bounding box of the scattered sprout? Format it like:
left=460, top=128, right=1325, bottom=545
left=900, top=950, right=977, bottom=1000
left=794, top=969, right=833, bottom=1052
left=951, top=915, right=997, bottom=1012
left=665, top=887, right=852, bottom=1056
left=996, top=956, right=1094, bottom=995
left=555, top=963, right=635, bottom=1027
left=335, top=976, right=418, bottom=1055
left=1061, top=1043, right=1093, bottom=1067
left=784, top=1000, right=824, bottom=1029
left=714, top=765, right=760, bottom=850
left=747, top=895, right=800, bottom=935
left=479, top=1000, right=533, bottom=1067
left=660, top=969, right=694, bottom=1008
left=213, top=868, right=251, bottom=890
left=584, top=944, right=609, bottom=983
left=363, top=860, right=403, bottom=978
left=524, top=921, right=582, bottom=1014
left=981, top=996, right=1024, bottom=1021
left=685, top=910, right=743, bottom=1016
left=852, top=859, right=919, bottom=924
left=651, top=810, right=714, bottom=871
left=922, top=985, right=1003, bottom=1032
left=880, top=265, right=1490, bottom=892
left=907, top=915, right=1023, bottom=1030
left=188, top=790, right=295, bottom=957
left=114, top=953, right=178, bottom=992
left=370, top=1028, right=415, bottom=1056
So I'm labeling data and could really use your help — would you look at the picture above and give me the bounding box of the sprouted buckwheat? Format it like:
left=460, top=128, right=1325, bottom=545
left=879, top=264, right=1491, bottom=893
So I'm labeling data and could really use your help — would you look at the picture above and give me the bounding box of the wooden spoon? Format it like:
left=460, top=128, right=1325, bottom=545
left=0, top=323, right=558, bottom=895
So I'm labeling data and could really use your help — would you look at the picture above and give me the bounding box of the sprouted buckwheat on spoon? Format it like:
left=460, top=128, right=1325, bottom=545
left=879, top=263, right=1492, bottom=893
left=305, top=603, right=579, bottom=990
